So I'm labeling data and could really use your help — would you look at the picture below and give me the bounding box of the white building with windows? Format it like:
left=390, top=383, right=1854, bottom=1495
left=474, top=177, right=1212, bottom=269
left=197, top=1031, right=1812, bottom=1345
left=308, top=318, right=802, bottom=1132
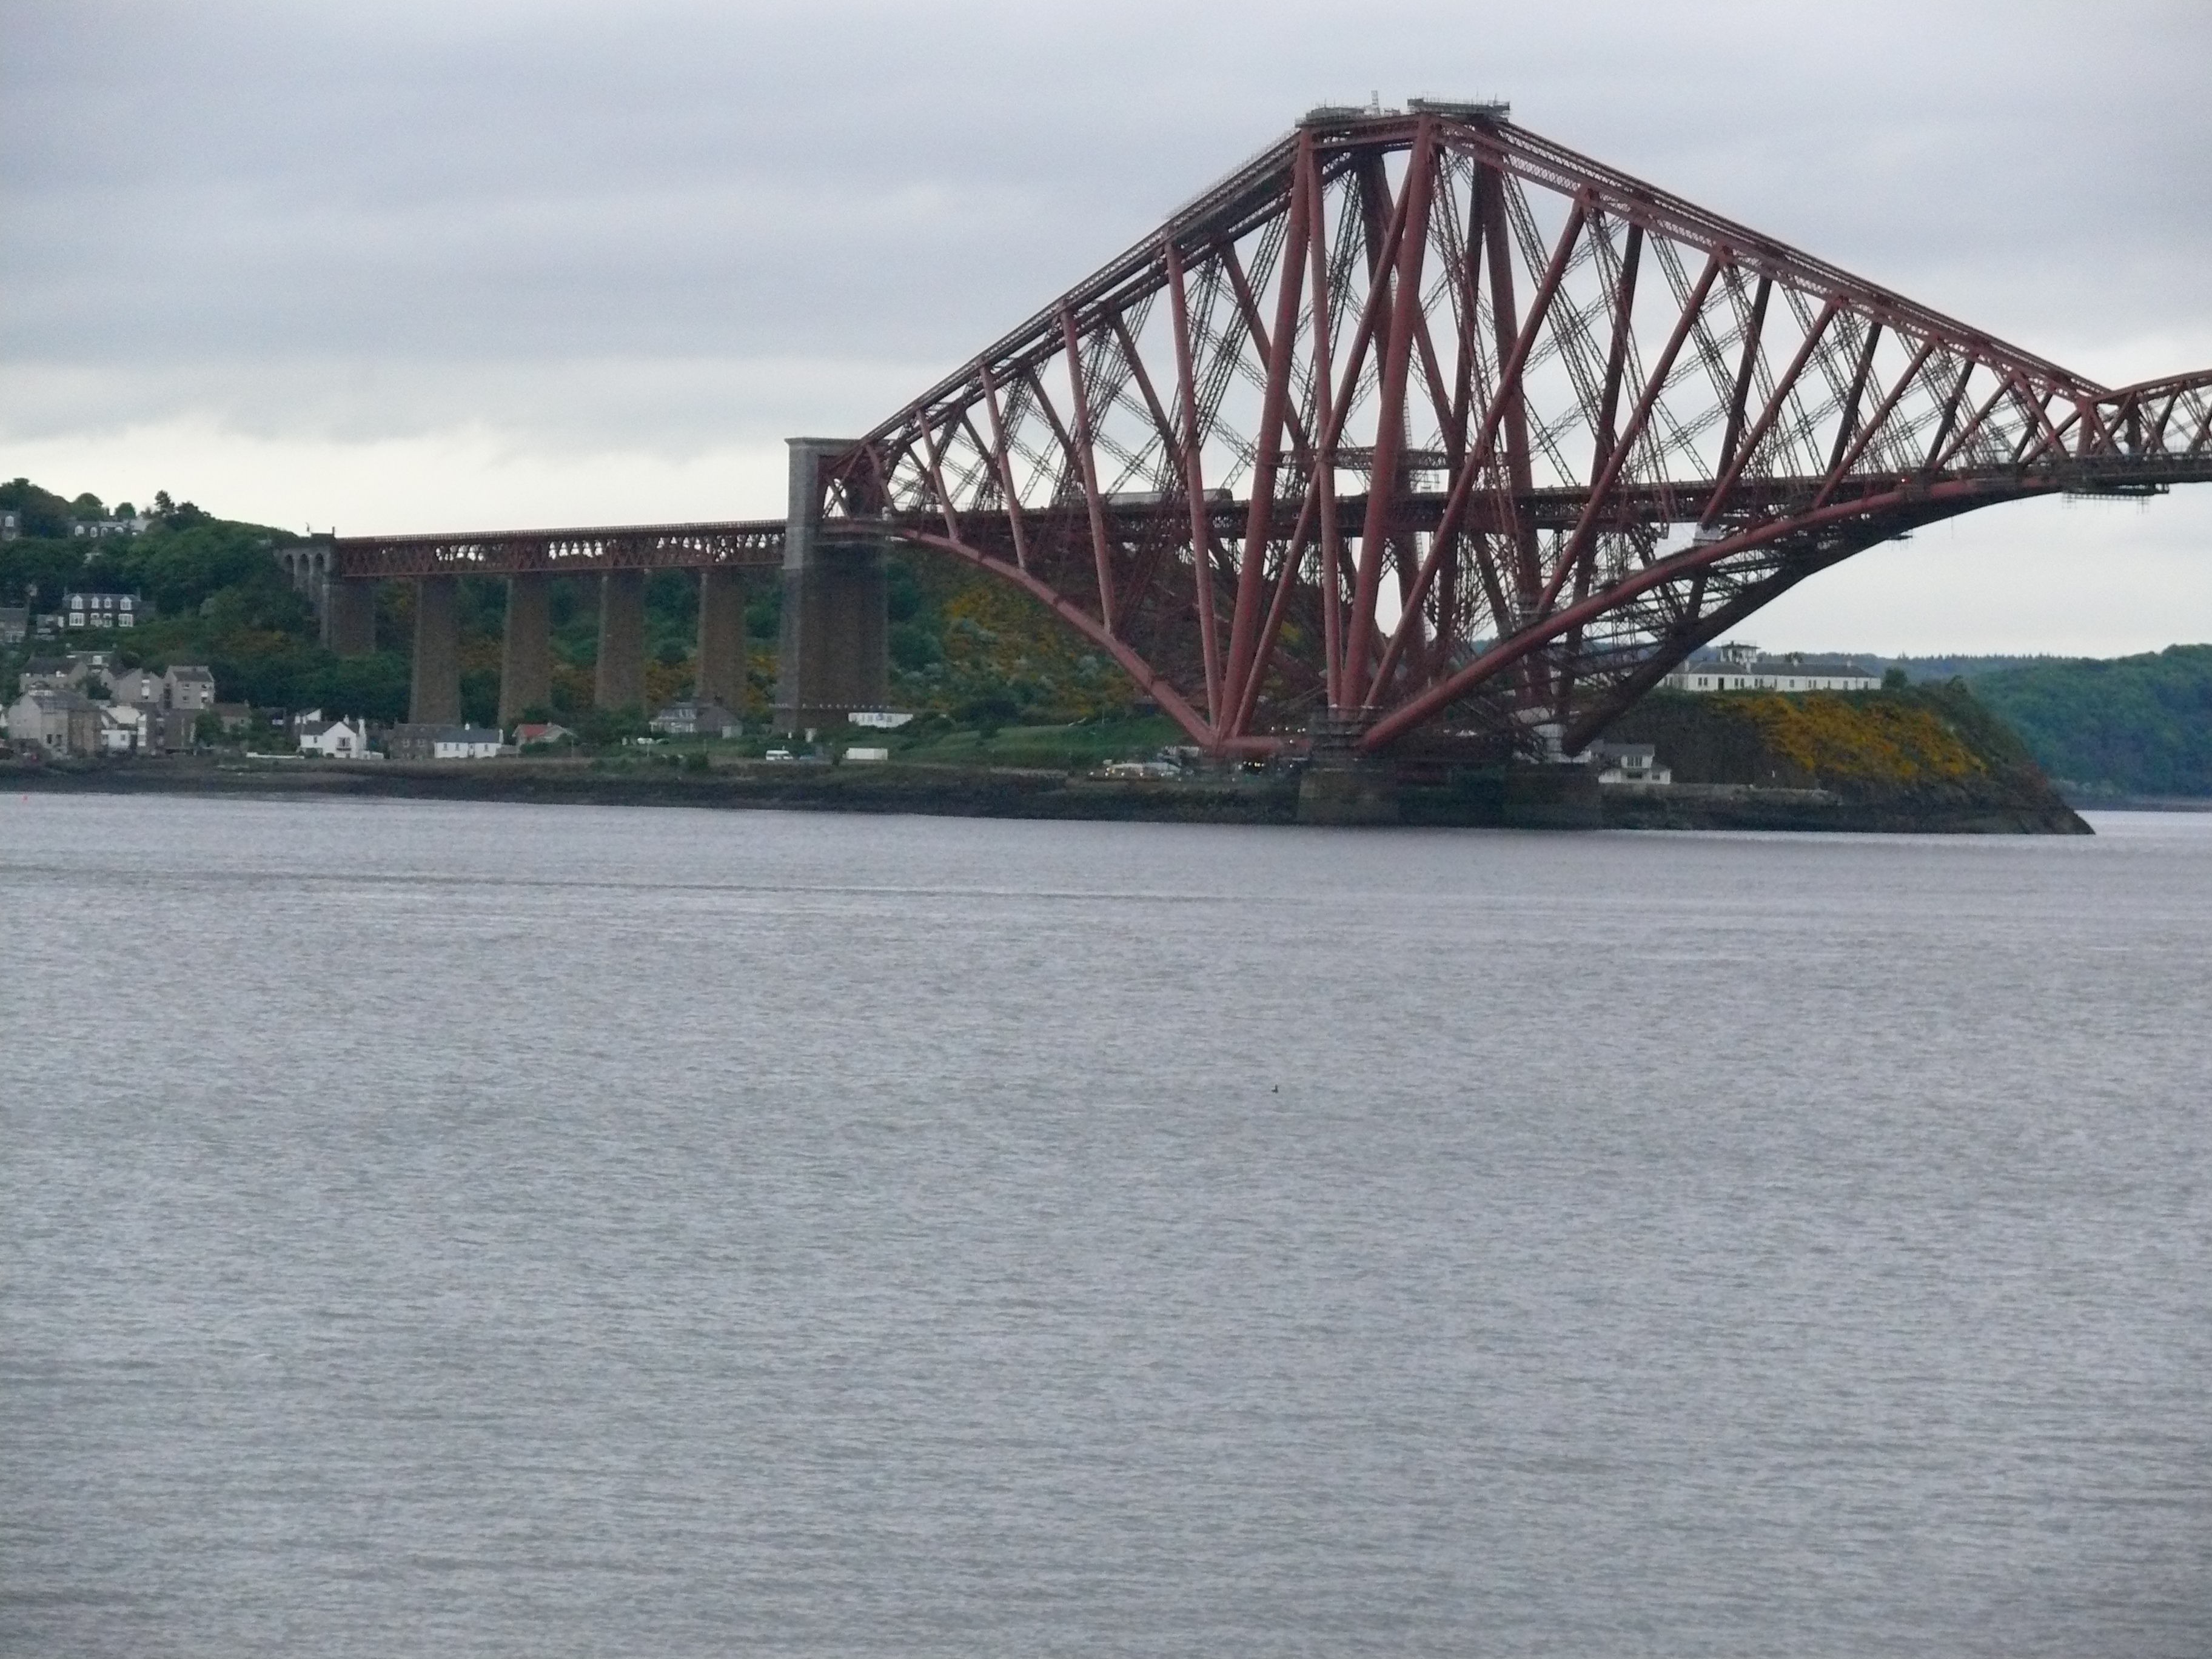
left=70, top=517, right=153, bottom=540
left=387, top=724, right=503, bottom=760
left=648, top=699, right=741, bottom=738
left=1578, top=741, right=1672, bottom=787
left=98, top=703, right=151, bottom=754
left=62, top=592, right=146, bottom=630
left=298, top=717, right=367, bottom=758
left=1661, top=642, right=1879, bottom=694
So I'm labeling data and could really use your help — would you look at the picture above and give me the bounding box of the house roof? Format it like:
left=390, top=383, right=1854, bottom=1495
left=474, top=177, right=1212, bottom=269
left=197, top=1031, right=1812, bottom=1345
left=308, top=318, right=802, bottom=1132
left=651, top=699, right=736, bottom=721
left=389, top=723, right=499, bottom=739
left=1678, top=656, right=1875, bottom=675
left=167, top=665, right=216, bottom=682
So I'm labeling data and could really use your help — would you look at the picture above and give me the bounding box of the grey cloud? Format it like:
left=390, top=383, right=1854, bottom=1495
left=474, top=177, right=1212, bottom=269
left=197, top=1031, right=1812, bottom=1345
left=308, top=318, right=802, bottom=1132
left=4, top=0, right=2208, bottom=451
left=0, top=352, right=935, bottom=449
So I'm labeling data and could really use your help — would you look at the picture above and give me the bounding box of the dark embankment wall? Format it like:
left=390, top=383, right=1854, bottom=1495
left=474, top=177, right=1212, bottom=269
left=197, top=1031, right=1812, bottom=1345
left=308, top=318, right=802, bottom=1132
left=4, top=685, right=2086, bottom=833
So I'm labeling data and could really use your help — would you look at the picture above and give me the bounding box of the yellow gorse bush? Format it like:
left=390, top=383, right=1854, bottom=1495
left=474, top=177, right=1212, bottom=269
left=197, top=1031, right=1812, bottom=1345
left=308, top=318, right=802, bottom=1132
left=1734, top=692, right=1986, bottom=784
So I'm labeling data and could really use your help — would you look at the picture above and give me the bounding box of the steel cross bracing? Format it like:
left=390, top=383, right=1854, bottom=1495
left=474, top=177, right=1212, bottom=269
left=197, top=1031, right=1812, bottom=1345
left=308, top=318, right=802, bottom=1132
left=817, top=103, right=2212, bottom=756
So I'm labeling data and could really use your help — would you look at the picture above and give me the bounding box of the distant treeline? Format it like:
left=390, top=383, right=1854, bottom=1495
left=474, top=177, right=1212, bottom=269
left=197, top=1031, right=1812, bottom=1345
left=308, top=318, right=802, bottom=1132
left=1961, top=646, right=2212, bottom=797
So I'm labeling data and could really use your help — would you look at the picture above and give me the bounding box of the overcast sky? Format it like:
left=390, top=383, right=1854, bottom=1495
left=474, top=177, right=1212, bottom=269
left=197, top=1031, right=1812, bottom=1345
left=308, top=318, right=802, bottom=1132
left=4, top=0, right=2208, bottom=652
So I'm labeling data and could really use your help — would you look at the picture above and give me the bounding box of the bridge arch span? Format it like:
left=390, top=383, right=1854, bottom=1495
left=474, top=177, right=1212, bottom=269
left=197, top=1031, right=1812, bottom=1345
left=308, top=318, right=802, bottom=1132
left=820, top=106, right=2212, bottom=756
left=332, top=112, right=2210, bottom=743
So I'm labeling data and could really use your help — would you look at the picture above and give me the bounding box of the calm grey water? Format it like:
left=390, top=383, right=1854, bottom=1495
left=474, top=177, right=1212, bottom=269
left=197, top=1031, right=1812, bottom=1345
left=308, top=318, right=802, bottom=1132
left=3, top=794, right=2208, bottom=1657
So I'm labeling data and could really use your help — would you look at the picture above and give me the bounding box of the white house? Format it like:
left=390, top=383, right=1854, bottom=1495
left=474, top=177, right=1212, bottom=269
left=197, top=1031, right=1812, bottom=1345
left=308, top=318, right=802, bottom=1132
left=1578, top=741, right=1672, bottom=787
left=298, top=717, right=367, bottom=758
left=1661, top=642, right=1878, bottom=694
left=100, top=703, right=160, bottom=754
left=649, top=699, right=741, bottom=738
left=386, top=723, right=503, bottom=760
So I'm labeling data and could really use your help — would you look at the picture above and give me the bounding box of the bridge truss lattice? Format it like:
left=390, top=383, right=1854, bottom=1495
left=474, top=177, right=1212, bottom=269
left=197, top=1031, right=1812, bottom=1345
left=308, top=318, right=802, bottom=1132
left=822, top=102, right=2212, bottom=755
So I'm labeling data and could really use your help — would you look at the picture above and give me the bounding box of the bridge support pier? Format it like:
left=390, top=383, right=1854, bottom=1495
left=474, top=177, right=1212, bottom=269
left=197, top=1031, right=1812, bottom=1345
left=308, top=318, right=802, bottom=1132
left=697, top=568, right=747, bottom=713
left=775, top=437, right=885, bottom=734
left=1296, top=716, right=1401, bottom=826
left=499, top=573, right=552, bottom=727
left=324, top=577, right=377, bottom=657
left=409, top=576, right=462, bottom=726
left=595, top=570, right=647, bottom=713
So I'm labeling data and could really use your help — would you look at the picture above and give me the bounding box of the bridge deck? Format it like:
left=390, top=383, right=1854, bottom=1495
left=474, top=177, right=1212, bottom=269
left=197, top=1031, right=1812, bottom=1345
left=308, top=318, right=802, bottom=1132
left=324, top=456, right=2208, bottom=581
left=330, top=518, right=788, bottom=579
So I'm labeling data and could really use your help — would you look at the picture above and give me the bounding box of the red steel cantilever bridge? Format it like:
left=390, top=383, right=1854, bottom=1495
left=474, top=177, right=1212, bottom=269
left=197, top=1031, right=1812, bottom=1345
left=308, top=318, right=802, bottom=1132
left=328, top=101, right=2212, bottom=754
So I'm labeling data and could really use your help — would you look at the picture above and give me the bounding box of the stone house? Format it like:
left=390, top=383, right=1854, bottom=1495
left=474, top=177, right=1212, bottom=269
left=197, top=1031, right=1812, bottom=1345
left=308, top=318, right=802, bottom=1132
left=5, top=689, right=103, bottom=756
left=18, top=656, right=74, bottom=694
left=164, top=665, right=218, bottom=711
left=19, top=652, right=116, bottom=694
left=110, top=666, right=167, bottom=705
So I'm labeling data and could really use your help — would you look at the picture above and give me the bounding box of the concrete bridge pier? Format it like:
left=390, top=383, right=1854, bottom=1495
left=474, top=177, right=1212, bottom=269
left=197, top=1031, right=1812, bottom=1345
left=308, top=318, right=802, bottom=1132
left=775, top=437, right=885, bottom=734
left=595, top=569, right=647, bottom=712
left=410, top=576, right=463, bottom=725
left=697, top=568, right=747, bottom=712
left=324, top=577, right=377, bottom=656
left=498, top=573, right=552, bottom=726
left=1296, top=715, right=1401, bottom=825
